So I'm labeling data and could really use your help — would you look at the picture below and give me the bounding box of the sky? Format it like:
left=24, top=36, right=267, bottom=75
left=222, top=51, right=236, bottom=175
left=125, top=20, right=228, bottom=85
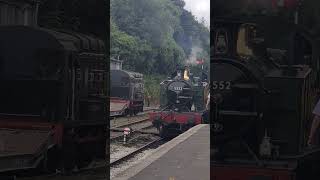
left=183, top=0, right=210, bottom=28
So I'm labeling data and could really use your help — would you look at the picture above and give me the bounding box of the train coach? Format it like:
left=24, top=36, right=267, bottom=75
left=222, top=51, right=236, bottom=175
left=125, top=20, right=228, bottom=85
left=110, top=69, right=144, bottom=116
left=211, top=16, right=320, bottom=180
left=0, top=25, right=107, bottom=173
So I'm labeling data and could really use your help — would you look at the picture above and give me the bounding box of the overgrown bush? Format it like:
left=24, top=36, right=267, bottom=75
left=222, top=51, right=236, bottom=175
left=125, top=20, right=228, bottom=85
left=144, top=74, right=166, bottom=106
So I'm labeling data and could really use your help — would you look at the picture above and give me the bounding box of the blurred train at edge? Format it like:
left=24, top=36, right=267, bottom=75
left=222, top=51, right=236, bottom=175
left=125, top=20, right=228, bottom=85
left=0, top=1, right=107, bottom=174
left=211, top=15, right=320, bottom=180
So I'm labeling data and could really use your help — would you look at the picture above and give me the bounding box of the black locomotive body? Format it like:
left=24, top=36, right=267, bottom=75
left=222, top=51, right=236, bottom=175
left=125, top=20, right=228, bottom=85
left=110, top=69, right=144, bottom=115
left=160, top=78, right=193, bottom=112
left=0, top=25, right=107, bottom=172
left=151, top=67, right=207, bottom=138
left=212, top=17, right=320, bottom=180
left=160, top=66, right=208, bottom=112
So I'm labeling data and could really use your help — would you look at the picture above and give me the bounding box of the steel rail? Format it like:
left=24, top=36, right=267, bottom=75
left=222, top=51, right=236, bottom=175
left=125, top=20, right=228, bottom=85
left=109, top=137, right=163, bottom=167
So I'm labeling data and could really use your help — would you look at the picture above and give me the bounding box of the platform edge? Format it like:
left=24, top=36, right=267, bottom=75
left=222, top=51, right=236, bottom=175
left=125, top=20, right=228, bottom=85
left=112, top=124, right=208, bottom=180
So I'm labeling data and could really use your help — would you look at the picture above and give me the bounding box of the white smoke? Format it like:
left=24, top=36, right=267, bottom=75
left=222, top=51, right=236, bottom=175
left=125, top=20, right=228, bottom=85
left=186, top=46, right=203, bottom=65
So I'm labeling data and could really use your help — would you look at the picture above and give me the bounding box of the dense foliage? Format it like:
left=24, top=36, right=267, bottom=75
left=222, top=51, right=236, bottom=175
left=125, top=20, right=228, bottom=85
left=143, top=74, right=166, bottom=105
left=110, top=0, right=210, bottom=75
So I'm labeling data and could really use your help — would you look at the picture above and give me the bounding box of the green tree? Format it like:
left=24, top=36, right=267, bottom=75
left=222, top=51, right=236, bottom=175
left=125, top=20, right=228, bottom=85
left=111, top=0, right=209, bottom=75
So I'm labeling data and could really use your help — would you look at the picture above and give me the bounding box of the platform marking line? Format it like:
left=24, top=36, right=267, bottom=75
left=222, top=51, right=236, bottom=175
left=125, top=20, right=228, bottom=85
left=112, top=124, right=208, bottom=180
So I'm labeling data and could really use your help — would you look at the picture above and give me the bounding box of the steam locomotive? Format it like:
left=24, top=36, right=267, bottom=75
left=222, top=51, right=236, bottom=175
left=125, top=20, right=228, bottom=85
left=110, top=69, right=144, bottom=116
left=150, top=66, right=208, bottom=138
left=212, top=16, right=320, bottom=180
left=0, top=26, right=107, bottom=173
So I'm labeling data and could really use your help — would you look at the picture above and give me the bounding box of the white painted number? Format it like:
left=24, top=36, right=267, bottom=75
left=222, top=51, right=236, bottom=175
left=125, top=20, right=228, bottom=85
left=225, top=81, right=231, bottom=89
left=212, top=81, right=231, bottom=90
left=174, top=87, right=183, bottom=91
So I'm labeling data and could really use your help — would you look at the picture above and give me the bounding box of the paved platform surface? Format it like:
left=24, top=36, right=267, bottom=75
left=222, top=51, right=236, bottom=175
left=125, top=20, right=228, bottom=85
left=113, top=124, right=209, bottom=180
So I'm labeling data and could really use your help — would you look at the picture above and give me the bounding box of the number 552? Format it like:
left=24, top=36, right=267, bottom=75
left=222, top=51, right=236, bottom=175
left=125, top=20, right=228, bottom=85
left=212, top=81, right=231, bottom=90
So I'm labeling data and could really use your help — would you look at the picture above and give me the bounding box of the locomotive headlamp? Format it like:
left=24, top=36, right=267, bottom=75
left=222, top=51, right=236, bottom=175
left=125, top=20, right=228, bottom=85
left=176, top=100, right=180, bottom=103
left=183, top=69, right=189, bottom=80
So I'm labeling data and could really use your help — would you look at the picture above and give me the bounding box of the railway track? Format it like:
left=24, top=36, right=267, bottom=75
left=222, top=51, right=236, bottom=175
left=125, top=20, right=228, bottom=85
left=110, top=106, right=157, bottom=118
left=110, top=113, right=150, bottom=128
left=110, top=106, right=158, bottom=125
left=112, top=116, right=150, bottom=129
left=110, top=137, right=163, bottom=167
left=110, top=126, right=158, bottom=142
left=110, top=110, right=158, bottom=142
left=110, top=108, right=159, bottom=140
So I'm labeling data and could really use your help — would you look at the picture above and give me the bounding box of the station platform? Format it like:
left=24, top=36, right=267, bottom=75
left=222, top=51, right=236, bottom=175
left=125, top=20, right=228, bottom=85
left=113, top=124, right=210, bottom=180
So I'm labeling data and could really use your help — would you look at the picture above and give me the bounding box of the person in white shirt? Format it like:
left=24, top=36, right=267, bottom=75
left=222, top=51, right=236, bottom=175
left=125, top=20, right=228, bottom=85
left=308, top=99, right=320, bottom=145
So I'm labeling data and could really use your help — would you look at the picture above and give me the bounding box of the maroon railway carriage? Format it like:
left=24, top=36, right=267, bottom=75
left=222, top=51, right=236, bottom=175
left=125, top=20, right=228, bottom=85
left=0, top=26, right=107, bottom=173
